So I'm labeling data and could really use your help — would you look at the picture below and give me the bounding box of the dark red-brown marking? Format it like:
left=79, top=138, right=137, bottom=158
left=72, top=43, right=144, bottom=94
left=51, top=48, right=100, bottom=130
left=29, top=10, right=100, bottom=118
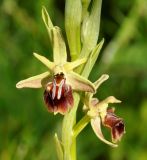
left=103, top=108, right=125, bottom=142
left=44, top=73, right=74, bottom=114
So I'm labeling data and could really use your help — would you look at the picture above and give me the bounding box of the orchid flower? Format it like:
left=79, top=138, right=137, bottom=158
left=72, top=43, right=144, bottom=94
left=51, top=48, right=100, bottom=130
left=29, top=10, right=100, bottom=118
left=84, top=74, right=125, bottom=147
left=16, top=7, right=95, bottom=115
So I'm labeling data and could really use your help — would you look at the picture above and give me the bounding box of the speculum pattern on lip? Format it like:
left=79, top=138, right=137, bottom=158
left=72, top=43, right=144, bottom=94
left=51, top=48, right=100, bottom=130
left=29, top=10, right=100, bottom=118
left=44, top=73, right=74, bottom=114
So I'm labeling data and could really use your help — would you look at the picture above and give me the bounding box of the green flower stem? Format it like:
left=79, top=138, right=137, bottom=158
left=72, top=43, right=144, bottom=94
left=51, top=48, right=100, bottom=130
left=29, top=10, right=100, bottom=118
left=62, top=93, right=80, bottom=160
left=72, top=114, right=90, bottom=139
left=62, top=97, right=90, bottom=160
left=61, top=1, right=103, bottom=159
left=71, top=138, right=76, bottom=160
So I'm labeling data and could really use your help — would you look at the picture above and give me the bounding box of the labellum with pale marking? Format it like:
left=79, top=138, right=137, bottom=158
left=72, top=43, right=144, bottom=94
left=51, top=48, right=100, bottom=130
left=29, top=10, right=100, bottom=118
left=44, top=72, right=73, bottom=114
left=103, top=108, right=125, bottom=143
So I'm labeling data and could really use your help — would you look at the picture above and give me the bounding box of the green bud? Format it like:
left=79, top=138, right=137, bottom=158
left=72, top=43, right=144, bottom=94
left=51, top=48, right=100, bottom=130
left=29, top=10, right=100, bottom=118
left=81, top=0, right=102, bottom=58
left=82, top=39, right=104, bottom=78
left=65, top=0, right=82, bottom=60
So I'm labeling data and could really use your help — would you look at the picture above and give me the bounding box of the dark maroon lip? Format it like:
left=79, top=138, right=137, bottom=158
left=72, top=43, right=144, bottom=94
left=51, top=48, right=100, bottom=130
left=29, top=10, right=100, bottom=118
left=44, top=72, right=74, bottom=114
left=103, top=109, right=125, bottom=142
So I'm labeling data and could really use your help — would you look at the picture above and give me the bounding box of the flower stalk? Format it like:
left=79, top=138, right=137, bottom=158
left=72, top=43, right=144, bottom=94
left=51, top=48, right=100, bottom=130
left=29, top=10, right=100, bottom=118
left=62, top=93, right=80, bottom=160
left=72, top=114, right=90, bottom=139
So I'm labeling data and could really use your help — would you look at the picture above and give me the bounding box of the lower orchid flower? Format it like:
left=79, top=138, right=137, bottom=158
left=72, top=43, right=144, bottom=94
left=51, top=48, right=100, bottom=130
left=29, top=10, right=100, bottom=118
left=84, top=75, right=125, bottom=147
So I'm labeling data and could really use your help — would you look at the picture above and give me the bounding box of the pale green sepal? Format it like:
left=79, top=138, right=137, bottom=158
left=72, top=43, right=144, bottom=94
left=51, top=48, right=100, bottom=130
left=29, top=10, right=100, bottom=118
left=54, top=133, right=64, bottom=160
left=80, top=0, right=102, bottom=58
left=63, top=58, right=87, bottom=71
left=52, top=27, right=67, bottom=65
left=33, top=52, right=55, bottom=71
left=82, top=39, right=104, bottom=78
left=94, top=74, right=109, bottom=90
left=65, top=0, right=82, bottom=60
left=91, top=117, right=118, bottom=147
left=42, top=6, right=54, bottom=41
left=67, top=71, right=95, bottom=93
left=16, top=71, right=50, bottom=88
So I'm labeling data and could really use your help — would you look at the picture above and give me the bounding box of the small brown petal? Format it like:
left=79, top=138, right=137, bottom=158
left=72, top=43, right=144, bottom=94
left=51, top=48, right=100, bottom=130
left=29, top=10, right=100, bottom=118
left=44, top=72, right=74, bottom=114
left=103, top=109, right=125, bottom=143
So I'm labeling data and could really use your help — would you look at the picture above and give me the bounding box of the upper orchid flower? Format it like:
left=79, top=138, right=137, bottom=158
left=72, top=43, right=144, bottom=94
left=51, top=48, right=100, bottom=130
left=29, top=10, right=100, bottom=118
left=84, top=74, right=125, bottom=147
left=16, top=7, right=95, bottom=115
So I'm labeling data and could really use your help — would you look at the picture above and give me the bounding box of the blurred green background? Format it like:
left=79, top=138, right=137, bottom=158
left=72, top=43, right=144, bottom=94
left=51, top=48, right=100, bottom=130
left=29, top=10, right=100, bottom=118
left=0, top=0, right=147, bottom=159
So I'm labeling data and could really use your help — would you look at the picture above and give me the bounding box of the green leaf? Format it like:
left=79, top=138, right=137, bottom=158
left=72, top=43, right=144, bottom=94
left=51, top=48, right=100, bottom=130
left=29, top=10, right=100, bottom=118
left=65, top=0, right=82, bottom=60
left=42, top=6, right=54, bottom=41
left=67, top=71, right=95, bottom=93
left=52, top=27, right=67, bottom=65
left=80, top=0, right=102, bottom=58
left=54, top=133, right=63, bottom=160
left=33, top=52, right=55, bottom=71
left=16, top=71, right=50, bottom=88
left=82, top=39, right=104, bottom=78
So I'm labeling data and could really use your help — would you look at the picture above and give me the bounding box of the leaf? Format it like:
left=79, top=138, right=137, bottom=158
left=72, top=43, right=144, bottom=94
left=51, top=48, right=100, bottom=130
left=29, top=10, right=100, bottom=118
left=54, top=133, right=63, bottom=160
left=82, top=39, right=104, bottom=78
left=16, top=72, right=50, bottom=88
